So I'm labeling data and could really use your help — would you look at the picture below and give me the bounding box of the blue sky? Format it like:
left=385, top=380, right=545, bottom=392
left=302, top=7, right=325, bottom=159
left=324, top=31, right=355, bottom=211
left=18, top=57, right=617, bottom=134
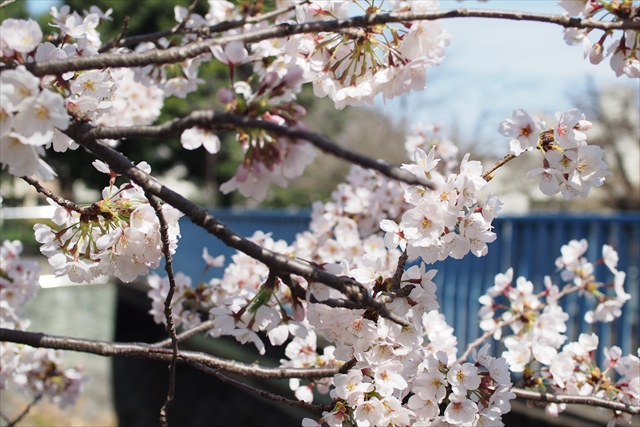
left=25, top=0, right=634, bottom=146
left=385, top=1, right=633, bottom=147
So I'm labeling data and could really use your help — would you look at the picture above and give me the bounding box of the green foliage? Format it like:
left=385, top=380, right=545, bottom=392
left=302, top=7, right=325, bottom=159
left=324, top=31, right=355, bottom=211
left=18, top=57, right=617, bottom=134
left=63, top=0, right=207, bottom=42
left=0, top=1, right=28, bottom=20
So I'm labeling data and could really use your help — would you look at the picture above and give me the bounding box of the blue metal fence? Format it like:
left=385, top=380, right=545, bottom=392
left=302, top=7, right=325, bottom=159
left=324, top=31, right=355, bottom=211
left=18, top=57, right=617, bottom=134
left=173, top=210, right=640, bottom=362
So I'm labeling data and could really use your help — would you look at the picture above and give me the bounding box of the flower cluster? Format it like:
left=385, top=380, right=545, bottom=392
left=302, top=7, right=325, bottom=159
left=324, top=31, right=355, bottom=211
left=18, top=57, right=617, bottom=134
left=499, top=108, right=611, bottom=200
left=147, top=248, right=224, bottom=330
left=383, top=147, right=502, bottom=265
left=213, top=75, right=317, bottom=202
left=0, top=10, right=165, bottom=180
left=34, top=161, right=182, bottom=284
left=475, top=239, right=637, bottom=423
left=529, top=333, right=639, bottom=425
left=146, top=123, right=513, bottom=425
left=555, top=239, right=630, bottom=323
left=181, top=231, right=309, bottom=355
left=480, top=240, right=628, bottom=366
left=0, top=66, right=69, bottom=179
left=558, top=1, right=639, bottom=78
left=0, top=240, right=85, bottom=409
left=250, top=1, right=450, bottom=110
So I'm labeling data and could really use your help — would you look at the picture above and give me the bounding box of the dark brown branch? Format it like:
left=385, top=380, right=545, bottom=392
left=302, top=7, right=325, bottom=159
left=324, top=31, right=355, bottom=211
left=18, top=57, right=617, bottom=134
left=512, top=388, right=640, bottom=415
left=22, top=9, right=639, bottom=76
left=3, top=329, right=638, bottom=415
left=390, top=249, right=408, bottom=291
left=0, top=328, right=338, bottom=380
left=67, top=133, right=409, bottom=327
left=152, top=319, right=215, bottom=348
left=21, top=176, right=88, bottom=214
left=179, top=356, right=329, bottom=414
left=280, top=274, right=367, bottom=311
left=146, top=193, right=180, bottom=427
left=66, top=111, right=433, bottom=189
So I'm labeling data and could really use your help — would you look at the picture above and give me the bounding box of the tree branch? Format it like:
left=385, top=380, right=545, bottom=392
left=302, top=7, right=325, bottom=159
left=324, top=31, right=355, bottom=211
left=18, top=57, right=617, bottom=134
left=482, top=153, right=517, bottom=181
left=21, top=176, right=88, bottom=214
left=151, top=319, right=215, bottom=348
left=179, top=356, right=329, bottom=414
left=67, top=132, right=409, bottom=327
left=512, top=388, right=640, bottom=415
left=2, top=330, right=639, bottom=415
left=0, top=328, right=339, bottom=380
left=22, top=9, right=639, bottom=76
left=146, top=193, right=180, bottom=427
left=64, top=112, right=433, bottom=188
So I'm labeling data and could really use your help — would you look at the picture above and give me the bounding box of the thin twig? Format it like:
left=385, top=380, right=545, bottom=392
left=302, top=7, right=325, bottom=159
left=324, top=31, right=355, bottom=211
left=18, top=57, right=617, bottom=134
left=6, top=395, right=42, bottom=427
left=482, top=153, right=516, bottom=181
left=21, top=176, right=88, bottom=214
left=179, top=356, right=330, bottom=414
left=0, top=328, right=339, bottom=380
left=146, top=193, right=180, bottom=427
left=0, top=0, right=16, bottom=8
left=152, top=319, right=215, bottom=348
left=104, top=2, right=301, bottom=49
left=66, top=111, right=433, bottom=189
left=99, top=15, right=130, bottom=53
left=511, top=388, right=640, bottom=415
left=168, top=0, right=202, bottom=36
left=457, top=316, right=518, bottom=364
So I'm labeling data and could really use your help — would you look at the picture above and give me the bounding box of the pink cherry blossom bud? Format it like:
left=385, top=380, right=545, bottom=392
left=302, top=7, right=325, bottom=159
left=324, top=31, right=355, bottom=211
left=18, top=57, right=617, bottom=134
left=292, top=302, right=306, bottom=322
left=217, top=87, right=234, bottom=104
left=263, top=112, right=286, bottom=126
left=281, top=67, right=305, bottom=88
left=235, top=164, right=250, bottom=183
left=291, top=105, right=307, bottom=117
left=589, top=42, right=604, bottom=64
left=260, top=71, right=280, bottom=89
left=574, top=120, right=593, bottom=131
left=307, top=4, right=324, bottom=16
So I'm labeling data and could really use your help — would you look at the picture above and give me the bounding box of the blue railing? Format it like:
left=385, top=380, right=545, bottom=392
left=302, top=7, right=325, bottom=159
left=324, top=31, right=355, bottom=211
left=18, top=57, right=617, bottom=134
left=173, top=210, right=640, bottom=363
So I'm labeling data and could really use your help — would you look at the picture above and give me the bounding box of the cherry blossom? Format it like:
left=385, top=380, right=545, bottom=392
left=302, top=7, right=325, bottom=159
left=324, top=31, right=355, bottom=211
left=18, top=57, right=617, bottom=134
left=180, top=127, right=221, bottom=154
left=498, top=109, right=545, bottom=156
left=0, top=18, right=42, bottom=53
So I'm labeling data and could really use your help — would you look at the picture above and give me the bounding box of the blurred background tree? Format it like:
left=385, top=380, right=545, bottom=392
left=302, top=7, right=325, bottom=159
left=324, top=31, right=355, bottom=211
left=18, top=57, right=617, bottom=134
left=475, top=83, right=639, bottom=213
left=0, top=0, right=408, bottom=209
